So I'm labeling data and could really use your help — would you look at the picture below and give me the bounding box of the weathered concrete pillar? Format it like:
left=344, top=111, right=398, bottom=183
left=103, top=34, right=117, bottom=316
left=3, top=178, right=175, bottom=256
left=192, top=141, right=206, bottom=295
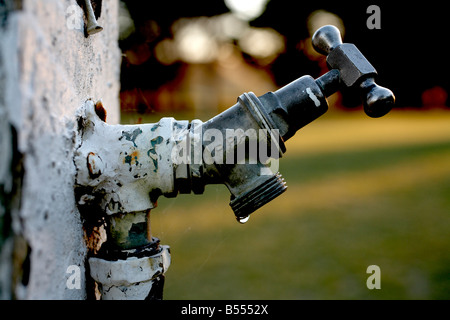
left=0, top=0, right=120, bottom=299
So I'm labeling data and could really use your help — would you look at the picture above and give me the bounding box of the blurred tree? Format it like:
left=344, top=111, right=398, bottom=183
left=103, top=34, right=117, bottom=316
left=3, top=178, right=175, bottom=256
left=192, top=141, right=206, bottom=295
left=120, top=0, right=448, bottom=112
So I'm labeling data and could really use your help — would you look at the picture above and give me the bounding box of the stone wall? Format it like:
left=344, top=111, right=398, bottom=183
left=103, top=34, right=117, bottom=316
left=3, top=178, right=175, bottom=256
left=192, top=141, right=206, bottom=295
left=0, top=0, right=120, bottom=299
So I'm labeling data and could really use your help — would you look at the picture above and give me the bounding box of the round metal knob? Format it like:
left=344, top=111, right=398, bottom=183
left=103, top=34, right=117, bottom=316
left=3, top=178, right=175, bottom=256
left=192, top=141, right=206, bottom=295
left=312, top=25, right=395, bottom=118
left=360, top=78, right=395, bottom=118
left=312, top=25, right=343, bottom=55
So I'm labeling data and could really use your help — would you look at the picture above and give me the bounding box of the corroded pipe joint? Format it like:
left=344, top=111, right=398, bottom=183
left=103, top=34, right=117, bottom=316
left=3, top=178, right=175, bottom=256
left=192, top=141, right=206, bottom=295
left=75, top=102, right=188, bottom=216
left=199, top=92, right=288, bottom=221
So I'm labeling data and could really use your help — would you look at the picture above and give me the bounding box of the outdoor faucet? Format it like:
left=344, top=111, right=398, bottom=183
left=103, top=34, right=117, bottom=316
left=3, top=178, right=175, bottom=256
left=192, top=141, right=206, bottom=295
left=74, top=25, right=395, bottom=299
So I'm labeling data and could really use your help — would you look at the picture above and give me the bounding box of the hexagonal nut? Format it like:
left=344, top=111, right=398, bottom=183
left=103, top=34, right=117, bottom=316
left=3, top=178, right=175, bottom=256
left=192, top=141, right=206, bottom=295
left=327, top=43, right=377, bottom=87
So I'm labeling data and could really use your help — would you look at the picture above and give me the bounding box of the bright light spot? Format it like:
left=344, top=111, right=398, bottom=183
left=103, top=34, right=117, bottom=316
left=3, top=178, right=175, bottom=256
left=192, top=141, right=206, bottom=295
left=174, top=19, right=219, bottom=64
left=154, top=39, right=178, bottom=65
left=216, top=13, right=249, bottom=40
left=225, top=0, right=270, bottom=21
left=239, top=27, right=285, bottom=60
left=156, top=12, right=284, bottom=65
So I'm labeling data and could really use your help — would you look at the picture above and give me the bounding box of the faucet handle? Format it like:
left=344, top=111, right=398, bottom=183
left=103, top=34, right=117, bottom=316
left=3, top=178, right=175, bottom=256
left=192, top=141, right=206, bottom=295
left=312, top=25, right=395, bottom=118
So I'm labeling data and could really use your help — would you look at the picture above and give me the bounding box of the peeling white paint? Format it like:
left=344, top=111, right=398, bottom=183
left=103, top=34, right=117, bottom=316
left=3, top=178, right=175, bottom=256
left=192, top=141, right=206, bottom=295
left=306, top=87, right=321, bottom=107
left=74, top=101, right=190, bottom=215
left=89, top=245, right=171, bottom=299
left=306, top=88, right=320, bottom=107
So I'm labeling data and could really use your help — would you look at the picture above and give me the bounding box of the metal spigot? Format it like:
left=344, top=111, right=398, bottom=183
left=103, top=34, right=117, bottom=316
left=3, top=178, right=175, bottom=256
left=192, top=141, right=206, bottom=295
left=74, top=25, right=395, bottom=299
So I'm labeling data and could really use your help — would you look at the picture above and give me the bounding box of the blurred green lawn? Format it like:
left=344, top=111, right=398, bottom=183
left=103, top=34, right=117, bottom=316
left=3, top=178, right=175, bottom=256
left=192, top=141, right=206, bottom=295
left=127, top=109, right=450, bottom=299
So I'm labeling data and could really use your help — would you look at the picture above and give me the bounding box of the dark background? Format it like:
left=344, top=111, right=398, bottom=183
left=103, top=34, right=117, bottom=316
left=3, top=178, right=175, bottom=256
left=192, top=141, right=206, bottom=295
left=119, top=0, right=448, bottom=112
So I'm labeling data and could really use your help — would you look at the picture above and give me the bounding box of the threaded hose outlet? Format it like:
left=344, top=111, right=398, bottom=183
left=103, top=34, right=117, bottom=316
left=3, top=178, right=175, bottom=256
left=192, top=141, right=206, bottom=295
left=230, top=173, right=287, bottom=223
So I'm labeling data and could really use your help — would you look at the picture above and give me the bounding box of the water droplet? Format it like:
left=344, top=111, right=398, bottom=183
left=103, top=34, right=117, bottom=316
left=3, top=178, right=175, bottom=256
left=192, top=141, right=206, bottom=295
left=238, top=215, right=250, bottom=224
